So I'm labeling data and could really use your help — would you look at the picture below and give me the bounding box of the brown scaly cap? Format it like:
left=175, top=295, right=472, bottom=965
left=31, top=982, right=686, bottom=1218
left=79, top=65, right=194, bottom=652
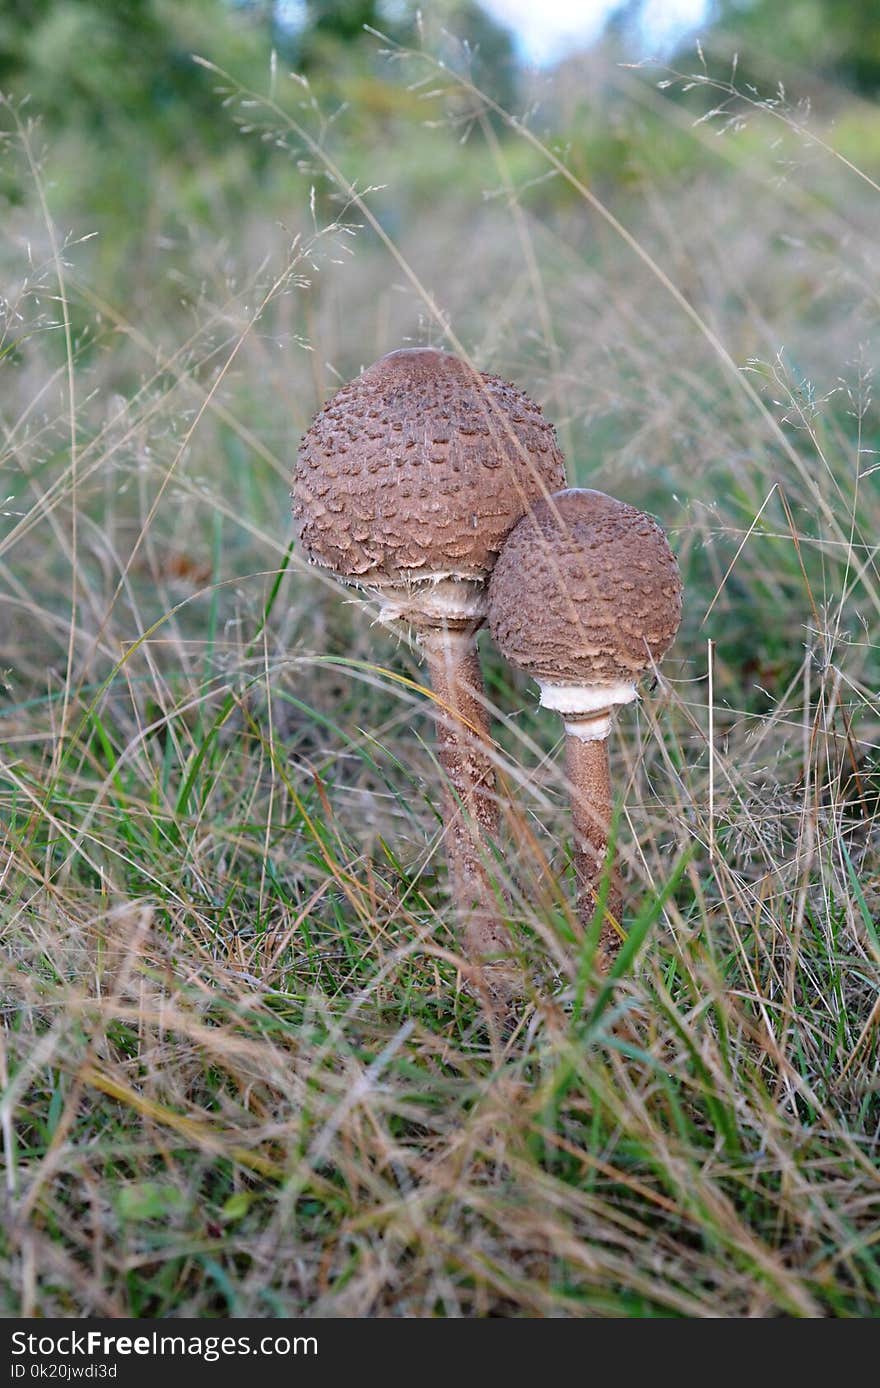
left=293, top=348, right=566, bottom=583
left=487, top=488, right=682, bottom=685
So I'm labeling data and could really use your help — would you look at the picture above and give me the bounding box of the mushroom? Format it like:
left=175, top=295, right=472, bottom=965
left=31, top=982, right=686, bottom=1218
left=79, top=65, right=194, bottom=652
left=487, top=488, right=682, bottom=966
left=293, top=347, right=566, bottom=992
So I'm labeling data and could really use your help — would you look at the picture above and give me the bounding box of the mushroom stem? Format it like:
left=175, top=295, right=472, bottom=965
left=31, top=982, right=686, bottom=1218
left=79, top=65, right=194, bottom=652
left=563, top=714, right=623, bottom=968
left=417, top=623, right=516, bottom=991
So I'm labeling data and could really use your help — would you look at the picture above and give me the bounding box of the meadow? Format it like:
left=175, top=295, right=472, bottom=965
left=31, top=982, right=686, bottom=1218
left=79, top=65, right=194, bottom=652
left=1, top=22, right=880, bottom=1316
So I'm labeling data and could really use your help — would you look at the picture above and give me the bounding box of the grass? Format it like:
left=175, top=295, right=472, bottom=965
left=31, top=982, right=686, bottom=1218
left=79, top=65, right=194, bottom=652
left=1, top=36, right=880, bottom=1317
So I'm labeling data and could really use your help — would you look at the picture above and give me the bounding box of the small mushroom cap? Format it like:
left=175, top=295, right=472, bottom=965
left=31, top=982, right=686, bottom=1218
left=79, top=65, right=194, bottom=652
left=487, top=488, right=682, bottom=687
left=293, top=348, right=566, bottom=585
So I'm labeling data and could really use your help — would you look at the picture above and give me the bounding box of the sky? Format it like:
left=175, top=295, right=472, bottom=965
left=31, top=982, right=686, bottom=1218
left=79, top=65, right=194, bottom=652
left=273, top=1, right=712, bottom=66
left=479, top=0, right=710, bottom=66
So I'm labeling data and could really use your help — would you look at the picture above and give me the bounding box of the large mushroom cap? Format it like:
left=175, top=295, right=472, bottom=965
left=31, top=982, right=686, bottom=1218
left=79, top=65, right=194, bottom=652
left=487, top=488, right=682, bottom=688
left=293, top=348, right=566, bottom=586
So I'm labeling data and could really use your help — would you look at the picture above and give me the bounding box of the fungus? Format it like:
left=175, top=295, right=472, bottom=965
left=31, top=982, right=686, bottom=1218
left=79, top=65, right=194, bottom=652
left=294, top=348, right=566, bottom=994
left=487, top=488, right=682, bottom=966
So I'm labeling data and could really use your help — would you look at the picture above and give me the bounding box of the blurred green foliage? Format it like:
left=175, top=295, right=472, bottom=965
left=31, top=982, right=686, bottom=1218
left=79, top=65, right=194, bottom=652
left=0, top=0, right=264, bottom=146
left=610, top=0, right=880, bottom=93
left=0, top=0, right=274, bottom=277
left=0, top=1, right=522, bottom=303
left=1, top=0, right=877, bottom=320
left=0, top=0, right=517, bottom=148
left=709, top=0, right=880, bottom=93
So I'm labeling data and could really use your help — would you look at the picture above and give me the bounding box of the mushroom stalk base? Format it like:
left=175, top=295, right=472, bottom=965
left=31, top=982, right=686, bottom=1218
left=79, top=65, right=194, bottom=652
left=418, top=625, right=516, bottom=999
left=563, top=716, right=624, bottom=969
